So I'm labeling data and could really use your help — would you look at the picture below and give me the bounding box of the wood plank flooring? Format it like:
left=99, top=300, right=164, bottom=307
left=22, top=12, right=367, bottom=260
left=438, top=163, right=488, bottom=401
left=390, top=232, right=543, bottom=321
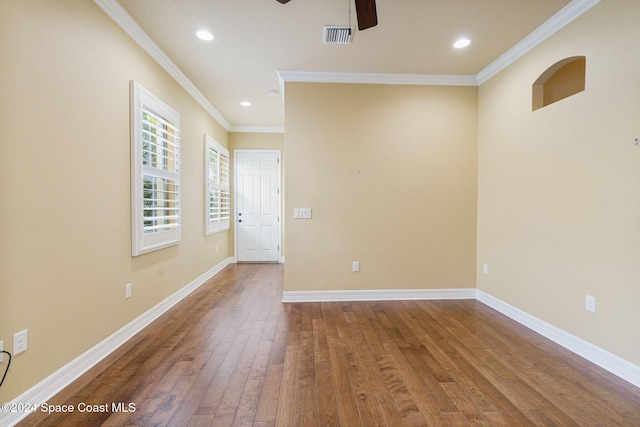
left=19, top=263, right=640, bottom=426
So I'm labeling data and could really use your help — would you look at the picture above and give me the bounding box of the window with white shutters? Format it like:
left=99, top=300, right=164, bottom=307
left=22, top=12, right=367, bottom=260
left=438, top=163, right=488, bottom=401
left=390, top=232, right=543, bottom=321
left=131, top=81, right=181, bottom=256
left=205, top=135, right=230, bottom=235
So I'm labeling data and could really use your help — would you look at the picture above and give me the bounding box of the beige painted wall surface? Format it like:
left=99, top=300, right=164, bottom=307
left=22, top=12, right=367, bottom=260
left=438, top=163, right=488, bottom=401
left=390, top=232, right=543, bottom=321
left=477, top=0, right=640, bottom=365
left=284, top=83, right=477, bottom=292
left=229, top=132, right=285, bottom=257
left=0, top=0, right=229, bottom=402
left=230, top=132, right=284, bottom=151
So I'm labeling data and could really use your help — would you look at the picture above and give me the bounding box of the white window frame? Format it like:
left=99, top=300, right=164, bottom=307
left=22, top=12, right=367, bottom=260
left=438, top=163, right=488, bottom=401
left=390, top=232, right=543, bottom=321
left=204, top=135, right=230, bottom=235
left=130, top=81, right=181, bottom=256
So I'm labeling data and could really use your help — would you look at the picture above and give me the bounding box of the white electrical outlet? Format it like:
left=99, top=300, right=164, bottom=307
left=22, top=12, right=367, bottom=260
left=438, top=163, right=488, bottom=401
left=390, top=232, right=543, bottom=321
left=125, top=283, right=132, bottom=299
left=352, top=261, right=360, bottom=272
left=585, top=295, right=596, bottom=313
left=0, top=341, right=3, bottom=363
left=14, top=330, right=27, bottom=355
left=482, top=263, right=489, bottom=274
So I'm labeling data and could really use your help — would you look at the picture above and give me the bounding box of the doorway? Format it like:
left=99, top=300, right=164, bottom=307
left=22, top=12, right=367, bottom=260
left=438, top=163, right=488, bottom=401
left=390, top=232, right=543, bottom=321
left=234, top=150, right=281, bottom=262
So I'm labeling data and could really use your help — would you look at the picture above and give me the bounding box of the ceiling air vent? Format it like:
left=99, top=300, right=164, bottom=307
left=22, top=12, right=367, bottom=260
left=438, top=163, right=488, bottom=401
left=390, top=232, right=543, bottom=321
left=322, top=26, right=353, bottom=44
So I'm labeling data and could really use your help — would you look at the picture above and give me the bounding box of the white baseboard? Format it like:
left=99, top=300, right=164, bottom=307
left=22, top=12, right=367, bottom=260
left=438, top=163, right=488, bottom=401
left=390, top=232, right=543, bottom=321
left=0, top=257, right=234, bottom=427
left=282, top=287, right=640, bottom=389
left=282, top=288, right=476, bottom=302
left=477, top=290, right=640, bottom=388
left=3, top=272, right=637, bottom=427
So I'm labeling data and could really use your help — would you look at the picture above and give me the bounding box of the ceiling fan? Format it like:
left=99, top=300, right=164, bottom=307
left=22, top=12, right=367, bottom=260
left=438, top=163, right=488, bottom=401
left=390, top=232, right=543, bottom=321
left=276, top=0, right=378, bottom=31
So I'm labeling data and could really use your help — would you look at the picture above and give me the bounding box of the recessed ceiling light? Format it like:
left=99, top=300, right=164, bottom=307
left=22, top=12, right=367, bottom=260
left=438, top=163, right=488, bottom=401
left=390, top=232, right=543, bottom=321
left=240, top=101, right=251, bottom=107
left=196, top=30, right=214, bottom=41
left=453, top=38, right=471, bottom=49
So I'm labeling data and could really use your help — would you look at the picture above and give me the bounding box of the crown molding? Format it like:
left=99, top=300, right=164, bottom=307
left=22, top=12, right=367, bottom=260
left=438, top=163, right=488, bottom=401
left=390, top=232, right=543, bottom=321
left=95, top=0, right=600, bottom=129
left=93, top=0, right=231, bottom=131
left=280, top=0, right=601, bottom=89
left=476, top=0, right=601, bottom=84
left=278, top=70, right=478, bottom=86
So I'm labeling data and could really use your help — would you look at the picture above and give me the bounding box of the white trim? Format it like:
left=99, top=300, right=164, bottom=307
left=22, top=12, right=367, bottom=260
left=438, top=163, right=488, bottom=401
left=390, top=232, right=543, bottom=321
left=278, top=71, right=286, bottom=101
left=229, top=126, right=285, bottom=134
left=0, top=257, right=234, bottom=427
left=282, top=288, right=476, bottom=303
left=2, top=273, right=637, bottom=427
left=476, top=0, right=600, bottom=84
left=130, top=81, right=182, bottom=256
left=95, top=0, right=600, bottom=129
left=477, top=290, right=640, bottom=388
left=93, top=0, right=231, bottom=130
left=94, top=0, right=601, bottom=131
left=204, top=135, right=231, bottom=235
left=278, top=1, right=601, bottom=89
left=282, top=287, right=640, bottom=389
left=278, top=70, right=478, bottom=87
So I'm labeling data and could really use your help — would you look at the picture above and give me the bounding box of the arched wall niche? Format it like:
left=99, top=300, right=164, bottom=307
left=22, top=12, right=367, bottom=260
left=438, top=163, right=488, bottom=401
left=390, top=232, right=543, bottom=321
left=532, top=56, right=586, bottom=111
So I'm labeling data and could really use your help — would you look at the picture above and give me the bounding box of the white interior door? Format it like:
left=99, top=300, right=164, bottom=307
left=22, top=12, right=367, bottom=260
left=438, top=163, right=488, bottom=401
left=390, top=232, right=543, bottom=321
left=235, top=150, right=281, bottom=262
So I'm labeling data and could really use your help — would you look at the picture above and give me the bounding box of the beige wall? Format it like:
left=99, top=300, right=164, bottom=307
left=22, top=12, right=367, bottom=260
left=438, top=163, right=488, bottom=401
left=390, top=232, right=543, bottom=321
left=229, top=132, right=285, bottom=256
left=3, top=0, right=638, bottom=407
left=284, top=83, right=478, bottom=292
left=0, top=0, right=230, bottom=401
left=477, top=0, right=640, bottom=365
left=230, top=132, right=284, bottom=151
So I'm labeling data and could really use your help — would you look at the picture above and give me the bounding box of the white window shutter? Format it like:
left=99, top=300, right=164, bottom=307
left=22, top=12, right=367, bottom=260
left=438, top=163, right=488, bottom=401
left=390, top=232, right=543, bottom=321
left=204, top=135, right=230, bottom=235
left=131, top=81, right=181, bottom=256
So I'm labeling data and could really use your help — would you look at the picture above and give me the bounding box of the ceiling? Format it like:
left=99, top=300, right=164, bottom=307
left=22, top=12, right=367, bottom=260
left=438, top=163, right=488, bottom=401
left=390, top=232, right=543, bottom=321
left=111, top=0, right=580, bottom=131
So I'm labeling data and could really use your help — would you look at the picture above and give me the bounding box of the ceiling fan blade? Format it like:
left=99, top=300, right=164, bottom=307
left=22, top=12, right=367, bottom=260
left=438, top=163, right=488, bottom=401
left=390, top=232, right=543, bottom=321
left=354, top=0, right=378, bottom=30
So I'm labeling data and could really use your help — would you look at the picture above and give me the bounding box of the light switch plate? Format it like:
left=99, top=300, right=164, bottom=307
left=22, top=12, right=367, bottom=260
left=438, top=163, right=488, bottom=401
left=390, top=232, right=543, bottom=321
left=293, top=208, right=312, bottom=219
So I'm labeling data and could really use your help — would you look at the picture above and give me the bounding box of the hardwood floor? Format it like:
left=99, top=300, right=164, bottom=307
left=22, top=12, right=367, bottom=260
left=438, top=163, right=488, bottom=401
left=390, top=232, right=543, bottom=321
left=19, top=263, right=640, bottom=426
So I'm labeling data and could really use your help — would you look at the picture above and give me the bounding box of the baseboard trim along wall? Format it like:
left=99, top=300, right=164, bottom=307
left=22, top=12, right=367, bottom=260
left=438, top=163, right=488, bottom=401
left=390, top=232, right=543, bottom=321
left=282, top=288, right=640, bottom=389
left=281, top=288, right=477, bottom=302
left=4, top=277, right=639, bottom=427
left=0, top=257, right=235, bottom=427
left=475, top=290, right=640, bottom=389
